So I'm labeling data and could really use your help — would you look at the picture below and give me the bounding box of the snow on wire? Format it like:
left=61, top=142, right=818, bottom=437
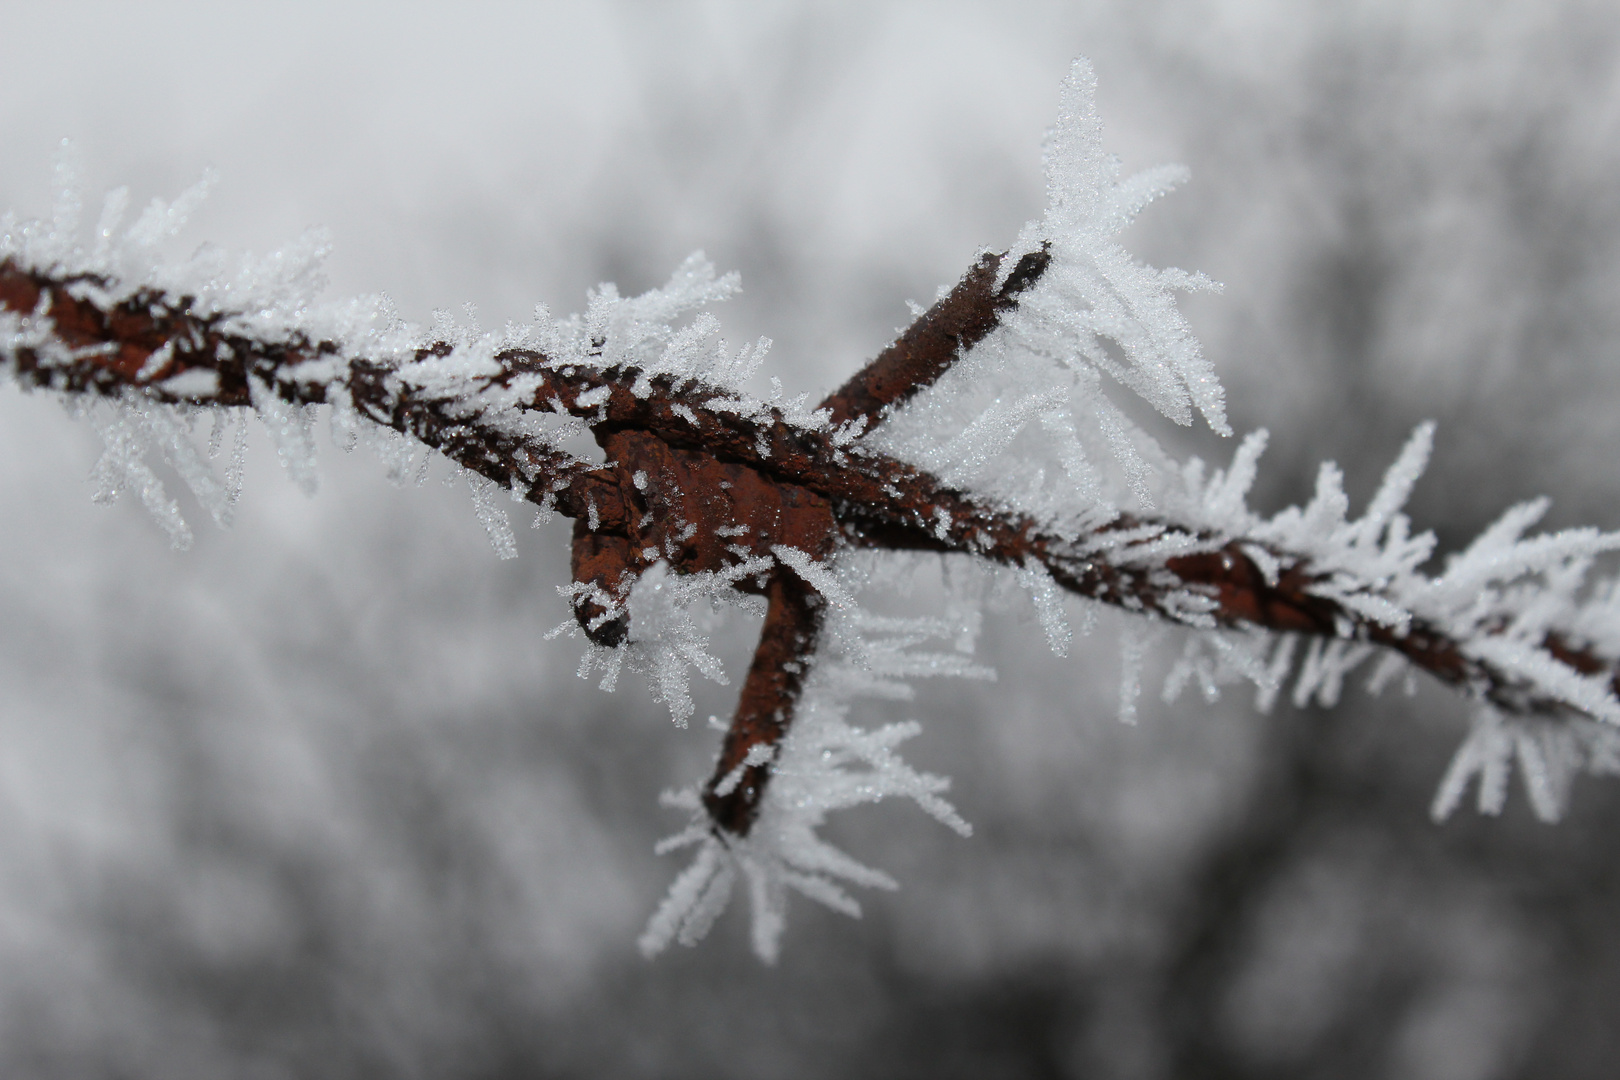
left=6, top=60, right=1620, bottom=962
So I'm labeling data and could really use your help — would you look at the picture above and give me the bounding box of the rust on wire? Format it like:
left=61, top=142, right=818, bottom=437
left=702, top=573, right=825, bottom=835
left=5, top=244, right=1618, bottom=838
left=820, top=243, right=1052, bottom=428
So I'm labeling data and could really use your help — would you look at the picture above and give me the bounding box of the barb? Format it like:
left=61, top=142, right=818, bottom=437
left=819, top=243, right=1052, bottom=429
left=702, top=572, right=825, bottom=835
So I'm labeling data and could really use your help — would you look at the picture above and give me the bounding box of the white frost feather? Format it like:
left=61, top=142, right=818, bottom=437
left=642, top=553, right=988, bottom=962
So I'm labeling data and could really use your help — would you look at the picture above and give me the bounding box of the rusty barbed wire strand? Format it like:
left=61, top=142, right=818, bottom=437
left=5, top=251, right=1619, bottom=839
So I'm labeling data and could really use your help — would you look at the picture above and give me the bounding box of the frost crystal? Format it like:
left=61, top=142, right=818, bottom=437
left=642, top=554, right=990, bottom=962
left=554, top=558, right=772, bottom=727
left=1016, top=558, right=1072, bottom=657
left=467, top=474, right=518, bottom=560
left=87, top=398, right=194, bottom=549
left=868, top=58, right=1226, bottom=534
left=1428, top=708, right=1620, bottom=823
left=571, top=252, right=768, bottom=397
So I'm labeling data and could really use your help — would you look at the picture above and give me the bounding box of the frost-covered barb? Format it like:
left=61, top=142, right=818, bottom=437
left=6, top=60, right=1620, bottom=961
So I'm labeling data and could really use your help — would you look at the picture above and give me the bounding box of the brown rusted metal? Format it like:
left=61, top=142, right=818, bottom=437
left=596, top=429, right=837, bottom=577
left=0, top=260, right=595, bottom=505
left=569, top=524, right=638, bottom=647
left=819, top=243, right=1051, bottom=428
left=701, top=571, right=825, bottom=835
left=8, top=247, right=1620, bottom=840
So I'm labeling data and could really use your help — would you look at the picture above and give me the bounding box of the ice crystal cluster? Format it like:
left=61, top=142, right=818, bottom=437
left=639, top=553, right=991, bottom=962
left=6, top=60, right=1620, bottom=963
left=869, top=60, right=1226, bottom=527
left=865, top=63, right=1620, bottom=823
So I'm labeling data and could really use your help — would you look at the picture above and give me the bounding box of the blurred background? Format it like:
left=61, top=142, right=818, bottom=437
left=3, top=2, right=1620, bottom=1076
